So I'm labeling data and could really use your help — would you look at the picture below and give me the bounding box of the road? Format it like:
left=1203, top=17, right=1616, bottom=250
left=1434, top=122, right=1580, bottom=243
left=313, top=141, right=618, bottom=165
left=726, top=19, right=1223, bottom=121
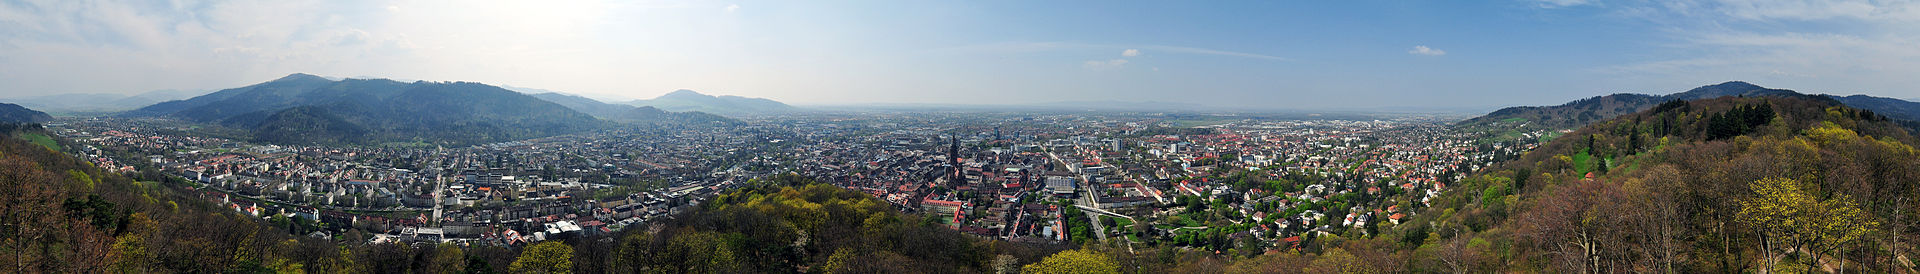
left=1074, top=204, right=1134, bottom=221
left=1086, top=211, right=1107, bottom=242
left=1047, top=151, right=1081, bottom=173
left=431, top=173, right=444, bottom=227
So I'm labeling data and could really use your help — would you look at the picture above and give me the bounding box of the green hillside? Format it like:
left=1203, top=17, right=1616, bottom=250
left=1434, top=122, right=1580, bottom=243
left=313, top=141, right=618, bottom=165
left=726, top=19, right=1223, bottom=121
left=578, top=174, right=1070, bottom=273
left=0, top=123, right=608, bottom=273
left=0, top=103, right=53, bottom=123
left=0, top=123, right=352, bottom=272
left=128, top=74, right=620, bottom=146
left=1071, top=94, right=1920, bottom=273
left=1398, top=95, right=1920, bottom=272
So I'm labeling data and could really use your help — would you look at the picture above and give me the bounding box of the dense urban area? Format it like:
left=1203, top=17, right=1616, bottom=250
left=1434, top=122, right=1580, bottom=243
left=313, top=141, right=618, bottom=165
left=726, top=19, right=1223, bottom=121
left=48, top=111, right=1537, bottom=255
left=16, top=0, right=1920, bottom=272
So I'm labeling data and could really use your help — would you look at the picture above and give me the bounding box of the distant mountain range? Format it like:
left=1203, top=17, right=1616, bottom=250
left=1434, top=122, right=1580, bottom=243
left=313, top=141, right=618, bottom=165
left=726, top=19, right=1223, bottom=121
left=126, top=73, right=739, bottom=146
left=1460, top=81, right=1920, bottom=130
left=3, top=89, right=212, bottom=113
left=529, top=92, right=743, bottom=126
left=623, top=89, right=798, bottom=116
left=1826, top=94, right=1920, bottom=124
left=1031, top=100, right=1211, bottom=112
left=1430, top=83, right=1920, bottom=273
left=810, top=100, right=1215, bottom=113
left=0, top=103, right=52, bottom=123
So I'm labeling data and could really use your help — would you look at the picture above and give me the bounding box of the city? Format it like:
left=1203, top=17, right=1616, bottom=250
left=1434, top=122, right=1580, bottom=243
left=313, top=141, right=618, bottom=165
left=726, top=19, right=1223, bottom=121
left=51, top=110, right=1543, bottom=254
left=4, top=1, right=1919, bottom=273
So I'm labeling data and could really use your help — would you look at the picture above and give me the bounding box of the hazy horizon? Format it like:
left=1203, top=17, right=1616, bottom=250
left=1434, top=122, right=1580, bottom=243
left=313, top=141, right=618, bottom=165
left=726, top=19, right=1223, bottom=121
left=3, top=0, right=1917, bottom=109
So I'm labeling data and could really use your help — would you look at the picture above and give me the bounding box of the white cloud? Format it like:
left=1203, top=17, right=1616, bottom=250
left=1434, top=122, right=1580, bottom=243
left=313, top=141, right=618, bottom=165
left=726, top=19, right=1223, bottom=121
left=1083, top=59, right=1129, bottom=69
left=1682, top=0, right=1919, bottom=22
left=1578, top=0, right=1920, bottom=24
left=930, top=42, right=1284, bottom=61
left=1585, top=1, right=1920, bottom=96
left=1770, top=69, right=1818, bottom=78
left=726, top=4, right=739, bottom=13
left=0, top=0, right=650, bottom=96
left=1121, top=49, right=1140, bottom=57
left=1408, top=45, right=1446, bottom=56
left=1602, top=31, right=1920, bottom=91
left=1530, top=0, right=1593, bottom=8
left=1142, top=45, right=1285, bottom=61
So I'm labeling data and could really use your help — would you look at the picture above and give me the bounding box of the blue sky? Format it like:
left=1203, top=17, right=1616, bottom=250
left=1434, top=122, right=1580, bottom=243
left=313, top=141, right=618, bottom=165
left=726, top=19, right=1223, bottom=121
left=1, top=0, right=1916, bottom=110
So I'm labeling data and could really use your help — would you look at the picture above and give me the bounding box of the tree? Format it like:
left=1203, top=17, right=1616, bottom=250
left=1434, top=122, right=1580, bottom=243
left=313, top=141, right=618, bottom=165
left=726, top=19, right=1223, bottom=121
left=992, top=254, right=1020, bottom=274
left=1514, top=179, right=1630, bottom=273
left=660, top=231, right=741, bottom=273
left=109, top=234, right=151, bottom=273
left=1628, top=165, right=1687, bottom=273
left=426, top=244, right=467, bottom=274
left=1429, top=235, right=1490, bottom=274
left=510, top=241, right=574, bottom=274
left=0, top=156, right=65, bottom=272
left=1737, top=177, right=1877, bottom=272
left=1022, top=249, right=1119, bottom=274
left=820, top=248, right=856, bottom=274
left=1304, top=247, right=1369, bottom=273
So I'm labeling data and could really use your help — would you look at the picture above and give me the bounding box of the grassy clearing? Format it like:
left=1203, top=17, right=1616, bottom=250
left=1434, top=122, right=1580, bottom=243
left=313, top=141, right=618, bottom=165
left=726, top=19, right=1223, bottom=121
left=16, top=132, right=59, bottom=152
left=1539, top=131, right=1564, bottom=143
left=1571, top=150, right=1592, bottom=175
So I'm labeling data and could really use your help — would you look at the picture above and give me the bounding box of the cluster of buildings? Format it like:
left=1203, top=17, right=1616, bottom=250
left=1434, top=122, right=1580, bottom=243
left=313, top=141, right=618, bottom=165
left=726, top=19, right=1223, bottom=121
left=53, top=112, right=1533, bottom=253
left=54, top=117, right=771, bottom=246
left=752, top=113, right=1533, bottom=251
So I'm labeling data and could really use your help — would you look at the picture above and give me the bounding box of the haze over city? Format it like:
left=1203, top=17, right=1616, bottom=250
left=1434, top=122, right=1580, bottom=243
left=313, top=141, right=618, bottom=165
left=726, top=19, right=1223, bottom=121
left=3, top=0, right=1917, bottom=109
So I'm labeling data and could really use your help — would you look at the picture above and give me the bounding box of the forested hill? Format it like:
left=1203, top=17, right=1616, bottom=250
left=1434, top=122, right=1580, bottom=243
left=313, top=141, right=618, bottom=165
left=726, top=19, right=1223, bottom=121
left=0, top=103, right=53, bottom=123
left=1454, top=81, right=1920, bottom=134
left=622, top=89, right=799, bottom=117
left=529, top=92, right=745, bottom=126
left=124, top=74, right=623, bottom=146
left=572, top=174, right=1075, bottom=273
left=0, top=123, right=579, bottom=273
left=1458, top=93, right=1667, bottom=131
left=1456, top=81, right=1792, bottom=130
left=1403, top=94, right=1920, bottom=272
left=0, top=123, right=355, bottom=272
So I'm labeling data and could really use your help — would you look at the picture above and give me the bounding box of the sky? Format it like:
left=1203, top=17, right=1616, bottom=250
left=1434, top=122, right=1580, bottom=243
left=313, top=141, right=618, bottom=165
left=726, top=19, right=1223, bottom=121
left=1, top=0, right=1917, bottom=110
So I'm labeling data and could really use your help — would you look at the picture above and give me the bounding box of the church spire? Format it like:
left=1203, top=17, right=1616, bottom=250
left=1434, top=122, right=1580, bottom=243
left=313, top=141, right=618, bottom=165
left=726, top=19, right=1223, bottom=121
left=949, top=135, right=963, bottom=184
